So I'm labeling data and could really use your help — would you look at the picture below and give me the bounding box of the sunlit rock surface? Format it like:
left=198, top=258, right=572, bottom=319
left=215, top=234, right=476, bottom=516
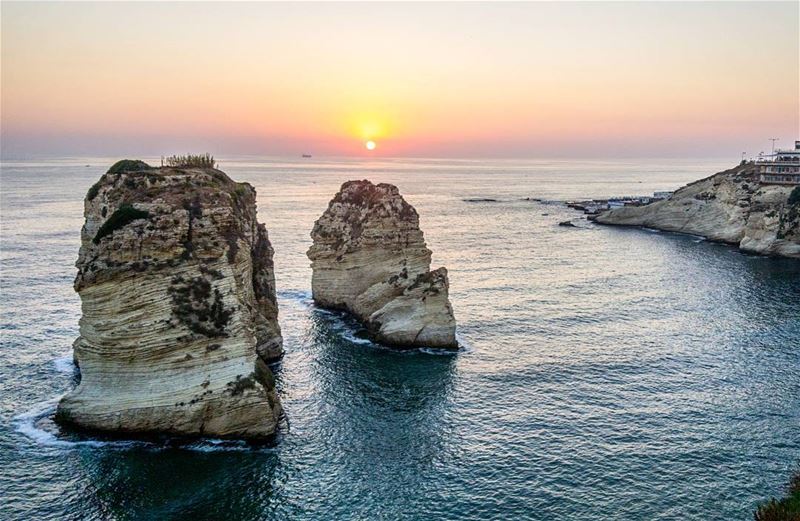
left=596, top=163, right=800, bottom=258
left=56, top=160, right=283, bottom=439
left=307, top=180, right=457, bottom=348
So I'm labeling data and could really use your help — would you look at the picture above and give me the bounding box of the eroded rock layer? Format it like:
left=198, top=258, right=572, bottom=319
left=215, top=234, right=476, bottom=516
left=308, top=180, right=457, bottom=348
left=596, top=163, right=800, bottom=258
left=57, top=161, right=284, bottom=439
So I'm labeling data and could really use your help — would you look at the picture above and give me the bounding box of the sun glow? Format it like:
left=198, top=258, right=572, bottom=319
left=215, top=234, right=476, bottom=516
left=365, top=140, right=376, bottom=151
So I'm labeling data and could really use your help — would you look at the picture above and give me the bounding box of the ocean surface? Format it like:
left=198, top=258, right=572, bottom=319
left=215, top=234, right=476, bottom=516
left=1, top=156, right=799, bottom=521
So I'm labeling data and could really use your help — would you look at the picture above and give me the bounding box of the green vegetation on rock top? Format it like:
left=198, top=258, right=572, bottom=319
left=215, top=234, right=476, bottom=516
left=86, top=179, right=104, bottom=201
left=107, top=159, right=153, bottom=175
left=93, top=205, right=150, bottom=244
left=755, top=471, right=800, bottom=521
left=88, top=159, right=152, bottom=201
left=788, top=187, right=800, bottom=207
left=164, top=153, right=216, bottom=169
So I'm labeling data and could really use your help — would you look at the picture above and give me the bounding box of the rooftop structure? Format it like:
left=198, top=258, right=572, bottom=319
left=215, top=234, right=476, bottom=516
left=757, top=140, right=800, bottom=185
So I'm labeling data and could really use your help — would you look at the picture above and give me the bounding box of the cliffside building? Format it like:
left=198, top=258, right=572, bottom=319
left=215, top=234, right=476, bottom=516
left=758, top=140, right=800, bottom=185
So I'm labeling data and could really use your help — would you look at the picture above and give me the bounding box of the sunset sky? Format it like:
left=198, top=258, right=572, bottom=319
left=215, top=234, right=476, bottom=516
left=2, top=1, right=798, bottom=158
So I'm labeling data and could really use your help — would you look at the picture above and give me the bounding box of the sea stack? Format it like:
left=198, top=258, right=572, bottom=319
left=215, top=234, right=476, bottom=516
left=57, top=159, right=284, bottom=439
left=595, top=162, right=800, bottom=258
left=307, top=180, right=457, bottom=348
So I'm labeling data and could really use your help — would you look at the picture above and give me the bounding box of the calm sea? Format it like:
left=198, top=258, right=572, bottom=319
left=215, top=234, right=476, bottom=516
left=1, top=157, right=799, bottom=520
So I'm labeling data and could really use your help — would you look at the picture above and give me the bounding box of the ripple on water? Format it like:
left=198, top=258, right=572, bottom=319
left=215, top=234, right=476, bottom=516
left=2, top=158, right=799, bottom=521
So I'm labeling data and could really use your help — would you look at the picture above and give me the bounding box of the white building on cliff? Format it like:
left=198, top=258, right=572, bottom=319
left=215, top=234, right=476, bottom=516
left=758, top=140, right=800, bottom=185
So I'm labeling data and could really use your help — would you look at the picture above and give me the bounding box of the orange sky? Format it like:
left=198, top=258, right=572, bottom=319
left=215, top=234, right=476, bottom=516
left=1, top=2, right=798, bottom=158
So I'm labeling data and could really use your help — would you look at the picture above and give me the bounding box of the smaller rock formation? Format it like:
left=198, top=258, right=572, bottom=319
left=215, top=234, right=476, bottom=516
left=307, top=180, right=458, bottom=349
left=595, top=162, right=800, bottom=258
left=57, top=159, right=284, bottom=439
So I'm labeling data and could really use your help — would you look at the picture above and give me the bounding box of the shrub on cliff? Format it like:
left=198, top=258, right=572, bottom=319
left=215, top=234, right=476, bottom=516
left=788, top=187, right=800, bottom=207
left=168, top=275, right=232, bottom=337
left=87, top=180, right=103, bottom=201
left=754, top=471, right=800, bottom=521
left=106, top=159, right=152, bottom=175
left=163, top=153, right=216, bottom=169
left=93, top=205, right=150, bottom=244
left=87, top=160, right=153, bottom=201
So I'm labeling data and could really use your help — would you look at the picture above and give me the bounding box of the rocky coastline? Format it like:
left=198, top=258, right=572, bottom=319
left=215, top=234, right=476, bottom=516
left=594, top=162, right=800, bottom=258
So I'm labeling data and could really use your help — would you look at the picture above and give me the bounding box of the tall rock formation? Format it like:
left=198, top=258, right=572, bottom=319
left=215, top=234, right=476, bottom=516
left=595, top=162, right=800, bottom=258
left=57, top=160, right=284, bottom=439
left=307, top=180, right=458, bottom=348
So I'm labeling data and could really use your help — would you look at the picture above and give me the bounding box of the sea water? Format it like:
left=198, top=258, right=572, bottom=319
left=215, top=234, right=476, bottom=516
left=1, top=157, right=798, bottom=520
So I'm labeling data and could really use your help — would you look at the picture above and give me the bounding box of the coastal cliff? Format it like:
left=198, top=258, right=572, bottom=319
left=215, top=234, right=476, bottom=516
left=307, top=180, right=457, bottom=349
left=56, top=160, right=284, bottom=439
left=595, top=163, right=800, bottom=258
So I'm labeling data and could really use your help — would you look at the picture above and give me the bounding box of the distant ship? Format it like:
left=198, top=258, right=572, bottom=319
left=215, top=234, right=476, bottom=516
left=302, top=154, right=312, bottom=158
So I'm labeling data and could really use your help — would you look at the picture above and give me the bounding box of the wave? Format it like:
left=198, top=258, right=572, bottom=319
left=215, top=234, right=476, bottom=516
left=318, top=309, right=464, bottom=355
left=11, top=396, right=129, bottom=450
left=280, top=289, right=463, bottom=356
left=342, top=331, right=374, bottom=345
left=418, top=347, right=459, bottom=356
left=455, top=333, right=473, bottom=353
left=12, top=396, right=277, bottom=453
left=53, top=353, right=75, bottom=373
left=277, top=289, right=313, bottom=302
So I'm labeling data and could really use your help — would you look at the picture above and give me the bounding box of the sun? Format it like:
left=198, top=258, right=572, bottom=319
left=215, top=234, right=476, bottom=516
left=365, top=140, right=377, bottom=151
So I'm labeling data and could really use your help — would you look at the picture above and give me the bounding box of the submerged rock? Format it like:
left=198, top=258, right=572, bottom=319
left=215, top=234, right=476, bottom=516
left=57, top=160, right=284, bottom=439
left=595, top=162, right=800, bottom=258
left=307, top=180, right=458, bottom=349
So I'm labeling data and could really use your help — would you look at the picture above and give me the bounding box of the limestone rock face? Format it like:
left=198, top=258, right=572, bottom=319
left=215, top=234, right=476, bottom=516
left=57, top=161, right=284, bottom=439
left=595, top=163, right=800, bottom=258
left=307, top=180, right=457, bottom=349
